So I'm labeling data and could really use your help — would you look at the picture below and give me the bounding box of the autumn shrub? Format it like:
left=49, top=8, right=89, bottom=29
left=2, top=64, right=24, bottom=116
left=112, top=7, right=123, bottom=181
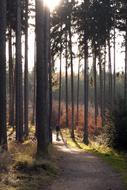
left=56, top=102, right=102, bottom=136
left=105, top=99, right=127, bottom=150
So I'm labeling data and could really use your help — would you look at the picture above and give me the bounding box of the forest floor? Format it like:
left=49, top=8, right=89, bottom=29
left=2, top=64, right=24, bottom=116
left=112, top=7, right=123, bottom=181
left=0, top=128, right=58, bottom=190
left=46, top=132, right=126, bottom=190
left=0, top=128, right=127, bottom=190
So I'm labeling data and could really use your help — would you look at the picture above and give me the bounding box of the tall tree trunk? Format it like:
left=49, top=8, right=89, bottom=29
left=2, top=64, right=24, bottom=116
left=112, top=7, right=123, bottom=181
left=8, top=28, right=14, bottom=128
left=24, top=0, right=29, bottom=137
left=83, top=43, right=89, bottom=145
left=58, top=52, right=62, bottom=126
left=107, top=37, right=112, bottom=110
left=76, top=56, right=80, bottom=127
left=83, top=0, right=89, bottom=145
left=124, top=19, right=127, bottom=103
left=103, top=44, right=107, bottom=123
left=46, top=8, right=51, bottom=143
left=98, top=48, right=103, bottom=126
left=65, top=31, right=69, bottom=129
left=113, top=27, right=116, bottom=102
left=31, top=38, right=36, bottom=125
left=0, top=0, right=7, bottom=149
left=12, top=33, right=16, bottom=126
left=68, top=17, right=75, bottom=139
left=15, top=0, right=23, bottom=142
left=93, top=50, right=98, bottom=127
left=36, top=0, right=49, bottom=155
left=49, top=54, right=53, bottom=143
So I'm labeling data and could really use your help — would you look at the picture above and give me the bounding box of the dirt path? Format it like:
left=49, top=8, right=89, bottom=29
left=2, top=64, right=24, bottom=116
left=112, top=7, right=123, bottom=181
left=48, top=135, right=125, bottom=190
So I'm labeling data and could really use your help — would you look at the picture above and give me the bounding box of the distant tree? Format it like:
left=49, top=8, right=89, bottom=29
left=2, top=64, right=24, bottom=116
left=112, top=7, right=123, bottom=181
left=65, top=30, right=69, bottom=129
left=76, top=55, right=81, bottom=127
left=58, top=48, right=62, bottom=127
left=93, top=49, right=98, bottom=126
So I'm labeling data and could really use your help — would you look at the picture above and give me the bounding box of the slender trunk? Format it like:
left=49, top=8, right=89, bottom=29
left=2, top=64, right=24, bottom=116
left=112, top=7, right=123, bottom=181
left=0, top=0, right=7, bottom=149
left=12, top=33, right=16, bottom=126
left=24, top=0, right=29, bottom=137
left=31, top=38, right=36, bottom=125
left=113, top=27, right=116, bottom=102
left=99, top=48, right=103, bottom=126
left=84, top=44, right=89, bottom=144
left=93, top=50, right=98, bottom=127
left=46, top=9, right=51, bottom=143
left=65, top=31, right=69, bottom=128
left=103, top=44, right=106, bottom=123
left=15, top=0, right=23, bottom=142
left=83, top=0, right=89, bottom=145
left=68, top=18, right=74, bottom=139
left=58, top=52, right=62, bottom=126
left=49, top=55, right=53, bottom=143
left=107, top=37, right=112, bottom=110
left=124, top=19, right=127, bottom=103
left=8, top=28, right=14, bottom=127
left=76, top=57, right=80, bottom=127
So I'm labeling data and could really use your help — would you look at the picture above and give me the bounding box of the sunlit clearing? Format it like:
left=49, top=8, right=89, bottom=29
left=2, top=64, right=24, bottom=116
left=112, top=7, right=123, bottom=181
left=44, top=0, right=61, bottom=11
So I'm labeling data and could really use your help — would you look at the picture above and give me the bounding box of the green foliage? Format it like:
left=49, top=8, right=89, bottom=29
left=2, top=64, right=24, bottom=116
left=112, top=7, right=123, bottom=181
left=105, top=99, right=127, bottom=150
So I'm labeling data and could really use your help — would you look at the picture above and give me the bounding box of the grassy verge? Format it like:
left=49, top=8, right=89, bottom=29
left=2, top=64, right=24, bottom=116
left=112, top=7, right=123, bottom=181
left=62, top=129, right=127, bottom=189
left=0, top=128, right=59, bottom=190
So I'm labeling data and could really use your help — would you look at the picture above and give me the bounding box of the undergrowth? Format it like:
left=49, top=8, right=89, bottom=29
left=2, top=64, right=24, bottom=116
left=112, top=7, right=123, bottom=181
left=0, top=127, right=59, bottom=190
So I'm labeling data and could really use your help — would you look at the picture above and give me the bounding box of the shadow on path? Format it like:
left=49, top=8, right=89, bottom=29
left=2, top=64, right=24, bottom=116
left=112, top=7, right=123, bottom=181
left=47, top=133, right=126, bottom=190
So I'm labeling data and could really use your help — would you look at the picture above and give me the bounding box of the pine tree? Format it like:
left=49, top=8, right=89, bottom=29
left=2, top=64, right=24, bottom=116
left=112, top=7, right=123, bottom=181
left=15, top=0, right=23, bottom=142
left=36, top=0, right=50, bottom=155
left=0, top=0, right=7, bottom=149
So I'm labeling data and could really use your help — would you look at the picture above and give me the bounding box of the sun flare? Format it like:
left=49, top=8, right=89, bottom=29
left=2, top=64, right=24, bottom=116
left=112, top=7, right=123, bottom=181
left=44, top=0, right=61, bottom=11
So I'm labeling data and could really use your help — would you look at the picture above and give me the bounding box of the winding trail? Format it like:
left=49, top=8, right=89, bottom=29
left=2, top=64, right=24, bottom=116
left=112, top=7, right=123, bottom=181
left=48, top=134, right=125, bottom=190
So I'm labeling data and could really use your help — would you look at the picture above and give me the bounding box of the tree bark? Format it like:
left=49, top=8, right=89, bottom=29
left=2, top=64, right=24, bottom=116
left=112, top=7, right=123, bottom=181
left=124, top=19, right=127, bottom=104
left=107, top=37, right=112, bottom=110
left=58, top=51, right=62, bottom=126
left=8, top=28, right=14, bottom=128
left=0, top=0, right=7, bottom=149
left=24, top=0, right=29, bottom=137
left=31, top=38, right=36, bottom=125
left=65, top=31, right=69, bottom=129
left=15, top=0, right=23, bottom=142
left=99, top=48, right=103, bottom=126
left=83, top=0, right=89, bottom=145
left=68, top=17, right=75, bottom=139
left=36, top=0, right=49, bottom=155
left=103, top=44, right=107, bottom=123
left=76, top=56, right=80, bottom=127
left=93, top=50, right=98, bottom=127
left=113, top=27, right=116, bottom=103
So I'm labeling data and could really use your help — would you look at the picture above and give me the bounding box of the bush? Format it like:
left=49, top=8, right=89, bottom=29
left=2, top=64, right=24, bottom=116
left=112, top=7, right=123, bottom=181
left=105, top=99, right=127, bottom=150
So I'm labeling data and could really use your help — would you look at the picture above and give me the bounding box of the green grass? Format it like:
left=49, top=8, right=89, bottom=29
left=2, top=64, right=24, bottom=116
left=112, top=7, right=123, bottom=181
left=99, top=152, right=127, bottom=188
left=62, top=129, right=127, bottom=189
